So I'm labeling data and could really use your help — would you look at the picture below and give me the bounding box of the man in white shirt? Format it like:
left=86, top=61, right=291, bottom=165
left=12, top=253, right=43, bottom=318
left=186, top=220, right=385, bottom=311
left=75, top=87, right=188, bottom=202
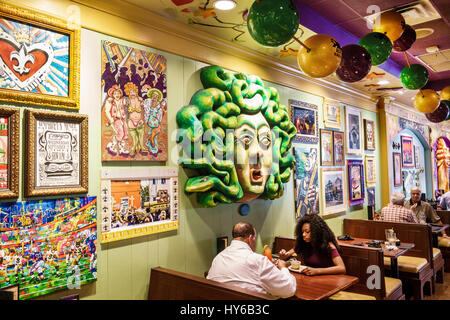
left=206, top=222, right=297, bottom=299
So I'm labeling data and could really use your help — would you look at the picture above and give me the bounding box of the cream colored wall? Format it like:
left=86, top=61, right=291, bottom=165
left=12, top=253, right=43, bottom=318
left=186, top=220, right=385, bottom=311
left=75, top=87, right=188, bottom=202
left=32, top=28, right=381, bottom=299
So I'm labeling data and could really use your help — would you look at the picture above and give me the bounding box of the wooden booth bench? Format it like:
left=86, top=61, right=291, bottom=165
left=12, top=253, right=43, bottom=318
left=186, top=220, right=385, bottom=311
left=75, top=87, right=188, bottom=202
left=272, top=236, right=404, bottom=300
left=343, top=219, right=435, bottom=300
left=436, top=210, right=450, bottom=272
left=148, top=267, right=273, bottom=300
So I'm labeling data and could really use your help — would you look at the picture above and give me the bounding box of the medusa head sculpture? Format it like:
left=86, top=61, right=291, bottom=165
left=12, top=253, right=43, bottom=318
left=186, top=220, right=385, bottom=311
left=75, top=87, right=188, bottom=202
left=176, top=66, right=297, bottom=207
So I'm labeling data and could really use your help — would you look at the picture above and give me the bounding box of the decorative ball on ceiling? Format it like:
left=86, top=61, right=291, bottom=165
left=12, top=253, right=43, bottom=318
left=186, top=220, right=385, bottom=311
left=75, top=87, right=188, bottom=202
left=425, top=100, right=450, bottom=123
left=373, top=11, right=405, bottom=42
left=441, top=86, right=450, bottom=101
left=400, top=64, right=429, bottom=90
left=414, top=89, right=440, bottom=113
left=358, top=32, right=392, bottom=66
left=247, top=0, right=299, bottom=47
left=297, top=34, right=342, bottom=78
left=393, top=25, right=417, bottom=52
left=335, top=44, right=372, bottom=83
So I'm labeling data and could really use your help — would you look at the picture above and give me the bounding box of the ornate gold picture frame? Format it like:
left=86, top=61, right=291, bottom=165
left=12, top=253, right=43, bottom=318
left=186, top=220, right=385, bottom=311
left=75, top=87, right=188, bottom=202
left=0, top=3, right=80, bottom=109
left=0, top=106, right=19, bottom=199
left=25, top=109, right=88, bottom=197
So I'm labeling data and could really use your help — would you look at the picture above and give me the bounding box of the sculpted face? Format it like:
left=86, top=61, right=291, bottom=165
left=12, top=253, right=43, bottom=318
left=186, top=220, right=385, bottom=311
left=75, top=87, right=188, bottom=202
left=234, top=112, right=272, bottom=202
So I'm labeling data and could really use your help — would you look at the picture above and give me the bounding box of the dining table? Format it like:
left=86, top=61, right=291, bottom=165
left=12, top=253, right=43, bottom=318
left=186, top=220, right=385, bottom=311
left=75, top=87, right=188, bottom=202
left=337, top=237, right=415, bottom=279
left=429, top=223, right=449, bottom=247
left=289, top=271, right=358, bottom=300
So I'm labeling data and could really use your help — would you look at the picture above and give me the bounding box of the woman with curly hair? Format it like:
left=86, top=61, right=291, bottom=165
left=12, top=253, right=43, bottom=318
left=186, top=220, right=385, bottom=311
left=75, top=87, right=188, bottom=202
left=278, top=215, right=346, bottom=276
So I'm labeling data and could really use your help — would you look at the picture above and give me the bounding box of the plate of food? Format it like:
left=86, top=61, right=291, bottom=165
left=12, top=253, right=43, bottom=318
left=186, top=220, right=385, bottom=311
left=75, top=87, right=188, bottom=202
left=288, top=262, right=307, bottom=273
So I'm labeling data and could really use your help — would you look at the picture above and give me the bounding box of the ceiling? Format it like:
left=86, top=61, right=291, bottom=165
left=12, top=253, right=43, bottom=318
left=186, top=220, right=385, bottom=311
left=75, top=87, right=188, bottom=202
left=123, top=0, right=450, bottom=111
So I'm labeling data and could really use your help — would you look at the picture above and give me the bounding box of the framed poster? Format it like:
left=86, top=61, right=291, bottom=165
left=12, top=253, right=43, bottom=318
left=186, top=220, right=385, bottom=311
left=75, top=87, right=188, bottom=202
left=290, top=99, right=318, bottom=144
left=320, top=129, right=334, bottom=166
left=347, top=159, right=365, bottom=206
left=365, top=155, right=376, bottom=187
left=333, top=131, right=345, bottom=166
left=0, top=3, right=80, bottom=109
left=345, top=106, right=362, bottom=155
left=323, top=102, right=341, bottom=129
left=321, top=167, right=347, bottom=215
left=100, top=167, right=179, bottom=243
left=0, top=196, right=97, bottom=299
left=24, top=110, right=88, bottom=197
left=393, top=152, right=402, bottom=187
left=293, top=146, right=319, bottom=219
left=414, top=145, right=420, bottom=169
left=401, top=136, right=414, bottom=168
left=0, top=106, right=19, bottom=199
left=101, top=40, right=168, bottom=161
left=367, top=187, right=376, bottom=207
left=364, top=119, right=376, bottom=151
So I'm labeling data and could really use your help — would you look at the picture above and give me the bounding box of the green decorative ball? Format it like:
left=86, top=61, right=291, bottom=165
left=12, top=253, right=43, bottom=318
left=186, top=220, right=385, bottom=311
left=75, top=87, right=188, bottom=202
left=247, top=0, right=299, bottom=47
left=400, top=64, right=428, bottom=90
left=358, top=32, right=392, bottom=66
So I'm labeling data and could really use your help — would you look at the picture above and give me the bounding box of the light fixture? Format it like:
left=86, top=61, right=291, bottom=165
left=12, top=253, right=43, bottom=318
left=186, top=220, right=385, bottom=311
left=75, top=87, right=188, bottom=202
left=377, top=80, right=390, bottom=85
left=214, top=0, right=236, bottom=11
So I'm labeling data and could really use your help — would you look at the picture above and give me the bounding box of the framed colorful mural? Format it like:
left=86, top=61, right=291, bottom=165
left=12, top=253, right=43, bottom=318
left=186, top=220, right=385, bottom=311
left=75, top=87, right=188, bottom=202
left=0, top=196, right=97, bottom=300
left=0, top=3, right=80, bottom=109
left=0, top=106, right=19, bottom=199
left=333, top=131, right=345, bottom=166
left=100, top=167, right=179, bottom=243
left=323, top=102, right=341, bottom=129
left=365, top=155, right=376, bottom=187
left=101, top=40, right=168, bottom=161
left=293, top=146, right=319, bottom=219
left=401, top=135, right=414, bottom=168
left=414, top=145, right=420, bottom=169
left=345, top=106, right=362, bottom=155
left=24, top=110, right=88, bottom=197
left=320, top=167, right=347, bottom=215
left=347, top=159, right=365, bottom=206
left=393, top=152, right=402, bottom=187
left=320, top=129, right=334, bottom=166
left=290, top=99, right=318, bottom=144
left=363, top=119, right=375, bottom=151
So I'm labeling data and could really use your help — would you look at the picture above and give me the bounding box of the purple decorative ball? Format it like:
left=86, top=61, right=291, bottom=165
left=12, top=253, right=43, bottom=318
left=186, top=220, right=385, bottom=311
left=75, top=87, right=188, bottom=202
left=425, top=101, right=449, bottom=123
left=393, top=25, right=416, bottom=52
left=336, top=44, right=372, bottom=82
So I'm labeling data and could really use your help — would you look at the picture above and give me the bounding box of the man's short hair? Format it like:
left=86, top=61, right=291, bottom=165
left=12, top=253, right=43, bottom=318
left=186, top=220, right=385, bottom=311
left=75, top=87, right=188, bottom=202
left=411, top=187, right=421, bottom=193
left=232, top=222, right=255, bottom=239
left=391, top=192, right=405, bottom=205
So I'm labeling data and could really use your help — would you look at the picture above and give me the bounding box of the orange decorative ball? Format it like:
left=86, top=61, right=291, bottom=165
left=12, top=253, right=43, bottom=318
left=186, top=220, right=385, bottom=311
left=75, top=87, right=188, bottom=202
left=441, top=86, right=450, bottom=101
left=414, top=89, right=440, bottom=113
left=373, top=11, right=405, bottom=42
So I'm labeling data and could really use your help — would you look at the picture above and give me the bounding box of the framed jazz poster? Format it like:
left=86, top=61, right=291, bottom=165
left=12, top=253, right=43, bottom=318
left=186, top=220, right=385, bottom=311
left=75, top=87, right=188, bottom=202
left=0, top=106, right=19, bottom=199
left=101, top=40, right=168, bottom=161
left=345, top=106, right=362, bottom=155
left=290, top=99, right=318, bottom=144
left=0, top=3, right=80, bottom=109
left=323, top=102, right=342, bottom=130
left=393, top=152, right=402, bottom=187
left=333, top=131, right=345, bottom=166
left=24, top=110, right=88, bottom=197
left=320, top=167, right=347, bottom=216
left=347, top=159, right=365, bottom=206
left=365, top=155, right=376, bottom=187
left=100, top=167, right=179, bottom=243
left=364, top=119, right=376, bottom=151
left=414, top=145, right=420, bottom=169
left=401, top=135, right=414, bottom=168
left=320, top=129, right=334, bottom=166
left=293, top=146, right=319, bottom=219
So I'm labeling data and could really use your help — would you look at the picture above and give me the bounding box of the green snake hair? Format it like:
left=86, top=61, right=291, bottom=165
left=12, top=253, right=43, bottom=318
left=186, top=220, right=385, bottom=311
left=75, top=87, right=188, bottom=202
left=176, top=65, right=296, bottom=207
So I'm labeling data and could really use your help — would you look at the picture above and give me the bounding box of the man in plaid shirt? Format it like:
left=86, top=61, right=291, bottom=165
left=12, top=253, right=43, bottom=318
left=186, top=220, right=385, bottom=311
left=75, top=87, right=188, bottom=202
left=378, top=192, right=418, bottom=223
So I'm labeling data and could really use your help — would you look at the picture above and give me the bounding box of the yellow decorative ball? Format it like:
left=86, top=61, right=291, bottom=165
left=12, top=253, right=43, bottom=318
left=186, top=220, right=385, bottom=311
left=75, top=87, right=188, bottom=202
left=414, top=89, right=440, bottom=113
left=441, top=86, right=450, bottom=100
left=373, top=11, right=405, bottom=42
left=297, top=34, right=342, bottom=78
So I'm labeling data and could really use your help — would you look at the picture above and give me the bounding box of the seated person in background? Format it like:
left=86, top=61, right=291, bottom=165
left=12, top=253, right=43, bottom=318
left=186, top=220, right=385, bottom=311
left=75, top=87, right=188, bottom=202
left=404, top=187, right=450, bottom=239
left=438, top=190, right=450, bottom=210
left=206, top=222, right=296, bottom=299
left=278, top=215, right=346, bottom=276
left=377, top=192, right=418, bottom=223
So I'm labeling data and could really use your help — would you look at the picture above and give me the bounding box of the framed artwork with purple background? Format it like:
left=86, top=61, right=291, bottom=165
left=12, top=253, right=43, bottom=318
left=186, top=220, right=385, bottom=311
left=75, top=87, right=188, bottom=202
left=347, top=159, right=365, bottom=206
left=401, top=136, right=414, bottom=168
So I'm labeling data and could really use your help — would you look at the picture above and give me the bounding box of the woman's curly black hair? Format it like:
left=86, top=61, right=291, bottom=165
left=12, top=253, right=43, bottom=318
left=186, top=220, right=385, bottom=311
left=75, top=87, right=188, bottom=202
left=294, top=214, right=340, bottom=260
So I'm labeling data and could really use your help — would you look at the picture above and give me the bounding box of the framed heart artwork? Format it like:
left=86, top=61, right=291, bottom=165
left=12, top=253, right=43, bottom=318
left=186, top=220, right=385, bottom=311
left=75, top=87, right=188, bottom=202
left=0, top=3, right=80, bottom=109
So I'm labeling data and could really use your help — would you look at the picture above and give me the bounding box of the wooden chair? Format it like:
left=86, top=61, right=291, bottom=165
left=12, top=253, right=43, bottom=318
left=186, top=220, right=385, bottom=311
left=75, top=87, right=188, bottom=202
left=272, top=236, right=295, bottom=255
left=436, top=210, right=450, bottom=273
left=148, top=267, right=273, bottom=300
left=343, top=219, right=434, bottom=300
